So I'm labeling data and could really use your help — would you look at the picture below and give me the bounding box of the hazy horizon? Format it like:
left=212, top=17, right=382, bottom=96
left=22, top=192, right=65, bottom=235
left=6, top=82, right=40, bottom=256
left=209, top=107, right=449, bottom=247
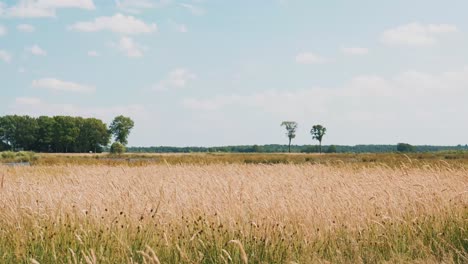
left=1, top=0, right=467, bottom=147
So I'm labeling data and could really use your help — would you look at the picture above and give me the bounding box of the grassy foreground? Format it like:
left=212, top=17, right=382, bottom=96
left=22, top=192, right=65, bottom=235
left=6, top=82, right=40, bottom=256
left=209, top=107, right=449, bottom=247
left=0, top=163, right=467, bottom=263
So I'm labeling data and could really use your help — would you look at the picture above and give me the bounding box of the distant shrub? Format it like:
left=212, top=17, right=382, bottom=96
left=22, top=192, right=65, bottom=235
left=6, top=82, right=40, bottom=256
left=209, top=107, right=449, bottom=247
left=362, top=157, right=377, bottom=163
left=0, top=151, right=36, bottom=162
left=301, top=145, right=320, bottom=153
left=110, top=142, right=126, bottom=155
left=397, top=143, right=416, bottom=153
left=444, top=155, right=460, bottom=160
left=326, top=145, right=337, bottom=153
left=244, top=158, right=284, bottom=164
left=1, top=151, right=15, bottom=159
left=251, top=145, right=263, bottom=153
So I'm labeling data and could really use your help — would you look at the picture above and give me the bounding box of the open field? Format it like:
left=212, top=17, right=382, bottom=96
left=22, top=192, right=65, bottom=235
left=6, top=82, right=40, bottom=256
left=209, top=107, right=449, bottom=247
left=0, top=157, right=467, bottom=263
left=3, top=151, right=468, bottom=168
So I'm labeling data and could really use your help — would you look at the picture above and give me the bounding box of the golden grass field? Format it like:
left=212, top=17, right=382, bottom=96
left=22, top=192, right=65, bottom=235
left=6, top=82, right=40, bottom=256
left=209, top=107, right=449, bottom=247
left=30, top=151, right=468, bottom=168
left=0, top=154, right=467, bottom=263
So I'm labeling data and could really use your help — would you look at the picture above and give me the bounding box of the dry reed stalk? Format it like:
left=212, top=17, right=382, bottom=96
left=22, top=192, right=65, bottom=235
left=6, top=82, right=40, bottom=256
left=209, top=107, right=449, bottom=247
left=138, top=247, right=161, bottom=264
left=68, top=248, right=78, bottom=264
left=228, top=240, right=248, bottom=264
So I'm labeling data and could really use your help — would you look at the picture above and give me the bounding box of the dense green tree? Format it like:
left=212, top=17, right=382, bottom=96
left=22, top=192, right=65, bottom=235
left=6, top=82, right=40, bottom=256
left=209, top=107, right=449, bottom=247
left=76, top=118, right=111, bottom=153
left=301, top=145, right=320, bottom=153
left=14, top=115, right=38, bottom=150
left=252, top=145, right=263, bottom=153
left=0, top=115, right=38, bottom=150
left=0, top=115, right=116, bottom=153
left=0, top=141, right=8, bottom=151
left=35, top=116, right=56, bottom=152
left=53, top=116, right=80, bottom=153
left=110, top=142, right=126, bottom=154
left=0, top=115, right=17, bottom=150
left=109, top=116, right=134, bottom=145
left=397, top=143, right=416, bottom=153
left=88, top=118, right=111, bottom=152
left=326, top=145, right=337, bottom=153
left=310, top=125, right=327, bottom=153
left=281, top=121, right=298, bottom=153
left=73, top=117, right=85, bottom=152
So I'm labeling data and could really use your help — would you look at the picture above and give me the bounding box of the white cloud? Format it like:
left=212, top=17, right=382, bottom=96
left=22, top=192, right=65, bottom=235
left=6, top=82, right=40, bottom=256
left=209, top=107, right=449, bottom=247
left=154, top=68, right=197, bottom=91
left=87, top=50, right=100, bottom=57
left=0, top=50, right=12, bottom=63
left=1, top=0, right=95, bottom=18
left=69, top=13, right=157, bottom=35
left=295, top=52, right=327, bottom=64
left=179, top=3, right=204, bottom=15
left=341, top=47, right=369, bottom=55
left=15, top=97, right=41, bottom=105
left=17, top=24, right=35, bottom=32
left=169, top=20, right=188, bottom=33
left=381, top=22, right=458, bottom=46
left=26, top=44, right=47, bottom=56
left=5, top=5, right=53, bottom=18
left=426, top=24, right=459, bottom=33
left=18, top=67, right=26, bottom=73
left=183, top=95, right=242, bottom=111
left=0, top=25, right=6, bottom=36
left=176, top=23, right=188, bottom=33
left=32, top=78, right=95, bottom=93
left=113, top=37, right=144, bottom=58
left=116, top=0, right=171, bottom=13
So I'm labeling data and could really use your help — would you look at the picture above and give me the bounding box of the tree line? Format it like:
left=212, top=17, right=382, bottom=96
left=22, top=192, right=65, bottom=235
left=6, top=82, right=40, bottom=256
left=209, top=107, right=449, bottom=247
left=1, top=115, right=465, bottom=154
left=0, top=115, right=134, bottom=153
left=127, top=144, right=468, bottom=154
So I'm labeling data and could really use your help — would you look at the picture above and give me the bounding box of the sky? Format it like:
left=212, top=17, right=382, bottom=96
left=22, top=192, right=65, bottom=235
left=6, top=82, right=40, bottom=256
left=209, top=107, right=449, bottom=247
left=1, top=0, right=467, bottom=147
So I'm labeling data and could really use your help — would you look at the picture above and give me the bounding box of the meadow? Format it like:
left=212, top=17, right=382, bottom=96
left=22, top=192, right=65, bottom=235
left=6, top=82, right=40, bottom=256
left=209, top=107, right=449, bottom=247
left=0, top=153, right=467, bottom=263
left=14, top=151, right=468, bottom=167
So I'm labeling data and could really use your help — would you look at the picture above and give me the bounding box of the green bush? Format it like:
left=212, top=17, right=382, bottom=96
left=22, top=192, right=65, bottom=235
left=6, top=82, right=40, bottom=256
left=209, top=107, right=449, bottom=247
left=1, top=151, right=15, bottom=159
left=397, top=143, right=416, bottom=153
left=326, top=145, right=337, bottom=153
left=110, top=142, right=126, bottom=155
left=301, top=145, right=320, bottom=153
left=0, top=151, right=36, bottom=162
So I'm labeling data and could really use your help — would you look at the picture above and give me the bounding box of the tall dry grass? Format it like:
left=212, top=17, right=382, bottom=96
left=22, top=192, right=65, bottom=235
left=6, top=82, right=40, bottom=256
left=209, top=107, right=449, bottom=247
left=0, top=163, right=467, bottom=263
left=32, top=151, right=468, bottom=167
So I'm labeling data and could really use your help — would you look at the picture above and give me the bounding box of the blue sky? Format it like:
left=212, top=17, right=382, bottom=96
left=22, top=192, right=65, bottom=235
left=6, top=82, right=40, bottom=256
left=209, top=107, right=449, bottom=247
left=1, top=0, right=467, bottom=146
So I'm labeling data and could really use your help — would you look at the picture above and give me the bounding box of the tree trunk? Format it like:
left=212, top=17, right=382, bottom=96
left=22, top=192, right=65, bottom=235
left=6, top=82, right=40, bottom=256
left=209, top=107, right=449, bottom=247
left=288, top=138, right=291, bottom=153
left=319, top=141, right=322, bottom=153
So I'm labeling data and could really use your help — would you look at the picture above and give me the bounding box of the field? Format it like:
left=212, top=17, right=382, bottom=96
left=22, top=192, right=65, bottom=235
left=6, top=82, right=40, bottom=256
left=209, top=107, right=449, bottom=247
left=0, top=153, right=467, bottom=263
left=5, top=151, right=468, bottom=167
